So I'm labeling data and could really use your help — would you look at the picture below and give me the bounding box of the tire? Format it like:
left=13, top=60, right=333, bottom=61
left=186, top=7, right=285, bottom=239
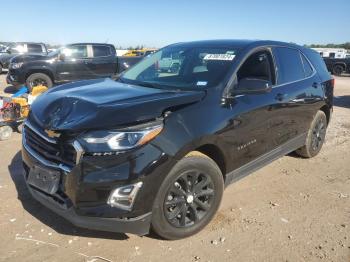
left=25, top=73, right=53, bottom=91
left=332, top=64, right=344, bottom=76
left=0, top=64, right=3, bottom=74
left=0, top=126, right=13, bottom=141
left=296, top=111, right=327, bottom=158
left=151, top=151, right=224, bottom=240
left=17, top=123, right=24, bottom=134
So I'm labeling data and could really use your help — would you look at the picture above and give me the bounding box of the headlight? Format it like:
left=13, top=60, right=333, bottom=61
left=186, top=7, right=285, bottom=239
left=79, top=122, right=163, bottom=153
left=10, top=62, right=23, bottom=69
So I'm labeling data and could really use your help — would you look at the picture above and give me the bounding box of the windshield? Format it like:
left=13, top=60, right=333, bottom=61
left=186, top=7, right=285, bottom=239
left=121, top=46, right=238, bottom=90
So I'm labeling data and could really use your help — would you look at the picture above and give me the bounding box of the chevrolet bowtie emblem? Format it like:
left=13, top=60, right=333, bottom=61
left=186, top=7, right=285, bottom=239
left=45, top=129, right=60, bottom=138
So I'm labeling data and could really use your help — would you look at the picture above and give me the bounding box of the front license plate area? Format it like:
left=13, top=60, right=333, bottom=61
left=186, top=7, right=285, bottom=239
left=27, top=165, right=61, bottom=195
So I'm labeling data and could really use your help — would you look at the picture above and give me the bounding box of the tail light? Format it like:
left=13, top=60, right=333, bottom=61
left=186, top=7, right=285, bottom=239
left=330, top=78, right=335, bottom=88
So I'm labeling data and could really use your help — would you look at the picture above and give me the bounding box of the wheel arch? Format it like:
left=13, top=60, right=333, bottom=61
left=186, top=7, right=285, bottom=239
left=25, top=69, right=55, bottom=83
left=333, top=62, right=346, bottom=69
left=320, top=104, right=331, bottom=125
left=192, top=144, right=227, bottom=181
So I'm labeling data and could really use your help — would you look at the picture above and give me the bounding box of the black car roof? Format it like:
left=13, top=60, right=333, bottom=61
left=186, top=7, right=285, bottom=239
left=68, top=43, right=114, bottom=46
left=168, top=39, right=302, bottom=50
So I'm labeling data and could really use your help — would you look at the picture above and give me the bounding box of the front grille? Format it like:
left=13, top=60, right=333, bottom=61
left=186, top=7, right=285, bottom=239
left=24, top=124, right=76, bottom=167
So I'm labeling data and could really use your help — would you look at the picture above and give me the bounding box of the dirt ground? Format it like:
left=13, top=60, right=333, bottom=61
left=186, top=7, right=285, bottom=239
left=0, top=74, right=349, bottom=262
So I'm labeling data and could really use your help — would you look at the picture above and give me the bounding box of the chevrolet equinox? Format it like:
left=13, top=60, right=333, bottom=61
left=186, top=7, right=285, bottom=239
left=21, top=40, right=333, bottom=240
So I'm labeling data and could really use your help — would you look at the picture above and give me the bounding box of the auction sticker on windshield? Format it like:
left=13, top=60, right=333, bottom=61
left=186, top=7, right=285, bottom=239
left=204, top=54, right=235, bottom=61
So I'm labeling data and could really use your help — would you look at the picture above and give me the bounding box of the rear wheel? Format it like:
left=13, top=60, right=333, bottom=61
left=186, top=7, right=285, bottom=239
left=151, top=152, right=224, bottom=240
left=26, top=73, right=53, bottom=91
left=0, top=126, right=13, bottom=141
left=296, top=111, right=327, bottom=158
left=332, top=64, right=344, bottom=76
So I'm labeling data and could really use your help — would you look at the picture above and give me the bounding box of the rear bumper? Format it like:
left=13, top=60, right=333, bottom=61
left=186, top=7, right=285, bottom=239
left=25, top=181, right=152, bottom=235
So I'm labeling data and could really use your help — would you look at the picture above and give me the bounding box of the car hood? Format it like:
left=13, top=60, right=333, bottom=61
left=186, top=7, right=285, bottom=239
left=30, top=78, right=205, bottom=131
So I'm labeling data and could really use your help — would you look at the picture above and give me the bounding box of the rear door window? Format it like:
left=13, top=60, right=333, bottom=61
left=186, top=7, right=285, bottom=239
left=274, top=47, right=305, bottom=84
left=27, top=44, right=43, bottom=53
left=92, top=45, right=111, bottom=57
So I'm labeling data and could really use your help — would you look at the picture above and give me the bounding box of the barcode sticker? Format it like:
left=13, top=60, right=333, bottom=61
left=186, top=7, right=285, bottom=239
left=203, top=54, right=235, bottom=61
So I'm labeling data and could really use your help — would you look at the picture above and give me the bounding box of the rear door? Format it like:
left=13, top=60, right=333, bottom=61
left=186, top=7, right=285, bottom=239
left=90, top=44, right=117, bottom=77
left=56, top=44, right=91, bottom=81
left=272, top=47, right=321, bottom=142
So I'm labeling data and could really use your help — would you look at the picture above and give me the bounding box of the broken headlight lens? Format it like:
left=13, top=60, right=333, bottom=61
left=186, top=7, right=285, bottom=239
left=79, top=123, right=163, bottom=152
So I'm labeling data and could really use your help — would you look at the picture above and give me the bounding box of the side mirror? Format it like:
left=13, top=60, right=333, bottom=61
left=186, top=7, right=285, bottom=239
left=58, top=53, right=65, bottom=61
left=234, top=78, right=272, bottom=95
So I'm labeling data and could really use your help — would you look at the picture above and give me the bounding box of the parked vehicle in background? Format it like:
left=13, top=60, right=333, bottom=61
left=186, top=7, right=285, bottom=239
left=0, top=43, right=8, bottom=53
left=323, top=57, right=350, bottom=76
left=158, top=50, right=183, bottom=73
left=0, top=42, right=47, bottom=74
left=21, top=40, right=333, bottom=240
left=312, top=48, right=349, bottom=59
left=7, top=43, right=143, bottom=90
left=123, top=48, right=157, bottom=57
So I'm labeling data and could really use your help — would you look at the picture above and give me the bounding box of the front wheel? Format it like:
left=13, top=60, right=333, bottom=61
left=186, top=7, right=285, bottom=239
left=26, top=73, right=53, bottom=91
left=296, top=110, right=327, bottom=158
left=151, top=152, right=224, bottom=240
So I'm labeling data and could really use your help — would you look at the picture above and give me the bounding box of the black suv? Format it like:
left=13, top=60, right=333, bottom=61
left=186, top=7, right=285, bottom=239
left=323, top=57, right=350, bottom=76
left=21, top=40, right=333, bottom=240
left=0, top=42, right=47, bottom=73
left=7, top=43, right=141, bottom=90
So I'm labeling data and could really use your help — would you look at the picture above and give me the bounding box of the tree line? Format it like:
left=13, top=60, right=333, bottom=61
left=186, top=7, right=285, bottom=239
left=305, top=42, right=350, bottom=50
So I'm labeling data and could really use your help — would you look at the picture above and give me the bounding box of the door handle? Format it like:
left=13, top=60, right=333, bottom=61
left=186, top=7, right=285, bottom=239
left=275, top=93, right=287, bottom=101
left=312, top=82, right=319, bottom=88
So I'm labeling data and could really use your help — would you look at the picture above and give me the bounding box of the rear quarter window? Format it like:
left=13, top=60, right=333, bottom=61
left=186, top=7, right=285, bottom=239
left=302, top=48, right=331, bottom=82
left=300, top=53, right=314, bottom=77
left=274, top=47, right=305, bottom=84
left=93, top=45, right=111, bottom=57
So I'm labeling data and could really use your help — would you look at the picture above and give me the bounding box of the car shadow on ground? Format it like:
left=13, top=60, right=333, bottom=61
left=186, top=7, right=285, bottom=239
left=8, top=151, right=130, bottom=240
left=334, top=95, right=350, bottom=109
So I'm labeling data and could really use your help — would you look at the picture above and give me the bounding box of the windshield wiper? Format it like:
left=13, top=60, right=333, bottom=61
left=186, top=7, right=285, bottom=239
left=133, top=81, right=161, bottom=89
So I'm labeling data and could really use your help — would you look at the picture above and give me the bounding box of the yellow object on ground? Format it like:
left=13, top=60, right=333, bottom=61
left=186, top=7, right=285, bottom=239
left=31, top=85, right=48, bottom=96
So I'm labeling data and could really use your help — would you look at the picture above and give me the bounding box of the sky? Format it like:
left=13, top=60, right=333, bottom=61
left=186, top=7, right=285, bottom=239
left=1, top=0, right=349, bottom=48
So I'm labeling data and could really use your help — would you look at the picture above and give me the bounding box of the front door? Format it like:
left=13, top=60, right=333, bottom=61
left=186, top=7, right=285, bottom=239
left=220, top=48, right=287, bottom=172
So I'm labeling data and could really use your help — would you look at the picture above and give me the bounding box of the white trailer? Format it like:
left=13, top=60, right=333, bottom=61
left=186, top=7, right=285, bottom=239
left=312, top=48, right=349, bottom=59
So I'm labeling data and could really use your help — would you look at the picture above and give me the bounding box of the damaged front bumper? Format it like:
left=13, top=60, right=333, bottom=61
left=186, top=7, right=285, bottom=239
left=25, top=180, right=152, bottom=235
left=21, top=122, right=174, bottom=236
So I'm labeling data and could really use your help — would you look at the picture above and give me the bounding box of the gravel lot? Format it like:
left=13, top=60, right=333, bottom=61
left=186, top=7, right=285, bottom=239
left=0, top=74, right=349, bottom=262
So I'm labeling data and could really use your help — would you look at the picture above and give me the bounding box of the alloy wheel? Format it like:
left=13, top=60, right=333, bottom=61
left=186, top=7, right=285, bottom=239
left=311, top=118, right=326, bottom=151
left=30, top=78, right=48, bottom=87
left=164, top=170, right=215, bottom=228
